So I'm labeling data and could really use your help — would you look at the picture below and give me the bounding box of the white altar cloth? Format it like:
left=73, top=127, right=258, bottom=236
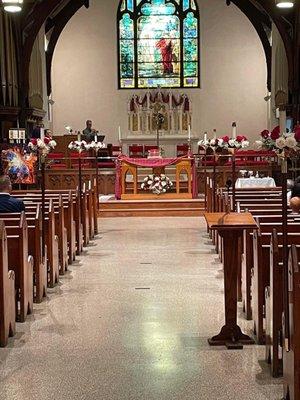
left=235, top=177, right=276, bottom=189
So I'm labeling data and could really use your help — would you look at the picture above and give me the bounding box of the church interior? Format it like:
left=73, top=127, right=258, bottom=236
left=0, top=0, right=300, bottom=399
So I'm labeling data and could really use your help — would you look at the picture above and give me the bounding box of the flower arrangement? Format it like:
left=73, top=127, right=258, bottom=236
left=28, top=137, right=57, bottom=155
left=86, top=141, right=106, bottom=151
left=254, top=126, right=300, bottom=155
left=68, top=140, right=88, bottom=152
left=141, top=174, right=173, bottom=195
left=198, top=135, right=249, bottom=150
left=68, top=140, right=106, bottom=152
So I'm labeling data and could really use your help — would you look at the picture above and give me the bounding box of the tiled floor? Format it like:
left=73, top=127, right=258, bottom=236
left=0, top=217, right=283, bottom=399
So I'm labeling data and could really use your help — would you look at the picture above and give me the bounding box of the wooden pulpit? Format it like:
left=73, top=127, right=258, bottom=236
left=204, top=212, right=258, bottom=349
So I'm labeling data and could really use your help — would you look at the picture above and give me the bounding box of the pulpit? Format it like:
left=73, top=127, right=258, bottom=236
left=204, top=212, right=258, bottom=349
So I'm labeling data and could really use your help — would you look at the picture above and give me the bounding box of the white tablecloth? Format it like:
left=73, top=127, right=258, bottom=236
left=235, top=177, right=276, bottom=189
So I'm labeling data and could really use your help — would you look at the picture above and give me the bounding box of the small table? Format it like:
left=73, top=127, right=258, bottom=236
left=235, top=177, right=276, bottom=188
left=204, top=212, right=258, bottom=349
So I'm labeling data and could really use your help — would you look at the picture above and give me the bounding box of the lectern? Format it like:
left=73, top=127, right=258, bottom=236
left=204, top=212, right=258, bottom=349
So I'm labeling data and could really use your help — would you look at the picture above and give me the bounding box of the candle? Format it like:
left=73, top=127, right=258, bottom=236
left=213, top=129, right=217, bottom=139
left=94, top=134, right=98, bottom=143
left=40, top=128, right=45, bottom=140
left=118, top=126, right=122, bottom=142
left=188, top=125, right=191, bottom=141
left=232, top=122, right=237, bottom=139
left=77, top=131, right=81, bottom=141
left=204, top=132, right=208, bottom=143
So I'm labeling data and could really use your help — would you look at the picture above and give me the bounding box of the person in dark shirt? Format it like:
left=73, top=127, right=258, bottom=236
left=82, top=120, right=96, bottom=143
left=290, top=177, right=300, bottom=213
left=0, top=175, right=25, bottom=213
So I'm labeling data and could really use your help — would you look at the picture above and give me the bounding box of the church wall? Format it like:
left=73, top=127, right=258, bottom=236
left=51, top=0, right=268, bottom=145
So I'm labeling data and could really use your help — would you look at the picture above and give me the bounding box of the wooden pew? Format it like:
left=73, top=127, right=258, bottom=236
left=4, top=213, right=33, bottom=322
left=0, top=205, right=47, bottom=303
left=264, top=230, right=300, bottom=378
left=252, top=227, right=300, bottom=344
left=81, top=184, right=90, bottom=246
left=242, top=214, right=300, bottom=321
left=283, top=245, right=300, bottom=400
left=14, top=192, right=77, bottom=264
left=13, top=189, right=83, bottom=257
left=0, top=220, right=16, bottom=347
left=20, top=198, right=68, bottom=275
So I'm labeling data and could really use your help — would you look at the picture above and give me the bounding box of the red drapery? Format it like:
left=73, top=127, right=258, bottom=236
left=130, top=93, right=189, bottom=111
left=115, top=155, right=198, bottom=199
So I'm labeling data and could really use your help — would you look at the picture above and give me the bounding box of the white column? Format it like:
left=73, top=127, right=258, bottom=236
left=279, top=108, right=286, bottom=135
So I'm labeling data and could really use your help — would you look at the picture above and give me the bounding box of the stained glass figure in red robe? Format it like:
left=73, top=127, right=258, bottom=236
left=156, top=38, right=173, bottom=74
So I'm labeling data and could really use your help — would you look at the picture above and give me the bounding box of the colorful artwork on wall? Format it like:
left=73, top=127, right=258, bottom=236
left=1, top=147, right=37, bottom=184
left=118, top=0, right=199, bottom=89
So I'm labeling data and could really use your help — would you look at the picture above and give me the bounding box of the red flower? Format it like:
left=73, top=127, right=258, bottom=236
left=236, top=135, right=246, bottom=143
left=44, top=137, right=50, bottom=144
left=260, top=130, right=269, bottom=139
left=31, top=138, right=37, bottom=145
left=271, top=126, right=280, bottom=140
left=222, top=135, right=230, bottom=143
left=294, top=127, right=300, bottom=142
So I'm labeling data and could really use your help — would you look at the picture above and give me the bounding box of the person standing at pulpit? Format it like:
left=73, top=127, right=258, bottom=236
left=82, top=120, right=97, bottom=143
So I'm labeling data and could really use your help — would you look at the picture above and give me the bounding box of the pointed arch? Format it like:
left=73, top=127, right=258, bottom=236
left=117, top=0, right=200, bottom=89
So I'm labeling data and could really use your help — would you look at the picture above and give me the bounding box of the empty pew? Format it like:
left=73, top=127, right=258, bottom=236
left=0, top=206, right=47, bottom=303
left=0, top=220, right=16, bottom=347
left=283, top=245, right=300, bottom=400
left=252, top=226, right=300, bottom=344
left=13, top=189, right=83, bottom=257
left=264, top=230, right=300, bottom=378
left=4, top=212, right=33, bottom=322
left=241, top=214, right=300, bottom=321
left=26, top=200, right=68, bottom=274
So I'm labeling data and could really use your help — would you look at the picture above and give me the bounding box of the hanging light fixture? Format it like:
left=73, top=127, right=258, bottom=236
left=275, top=0, right=294, bottom=8
left=2, top=0, right=23, bottom=13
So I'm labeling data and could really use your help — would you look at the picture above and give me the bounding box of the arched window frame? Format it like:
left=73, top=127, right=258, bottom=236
left=117, top=0, right=200, bottom=89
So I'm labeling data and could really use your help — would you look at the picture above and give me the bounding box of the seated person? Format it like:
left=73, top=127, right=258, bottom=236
left=0, top=175, right=25, bottom=213
left=82, top=120, right=97, bottom=143
left=289, top=177, right=300, bottom=213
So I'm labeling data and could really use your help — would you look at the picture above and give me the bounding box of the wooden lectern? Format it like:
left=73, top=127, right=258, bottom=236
left=204, top=212, right=258, bottom=349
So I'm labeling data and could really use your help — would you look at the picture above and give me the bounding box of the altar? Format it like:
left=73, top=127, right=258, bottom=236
left=115, top=155, right=197, bottom=200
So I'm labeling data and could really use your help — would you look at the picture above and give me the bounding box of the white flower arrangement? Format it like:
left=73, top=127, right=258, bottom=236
left=68, top=140, right=106, bottom=152
left=198, top=136, right=249, bottom=150
left=141, top=173, right=173, bottom=195
left=85, top=141, right=106, bottom=151
left=68, top=140, right=88, bottom=152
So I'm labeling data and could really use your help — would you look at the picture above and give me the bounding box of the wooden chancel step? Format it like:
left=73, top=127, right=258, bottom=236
left=99, top=199, right=205, bottom=217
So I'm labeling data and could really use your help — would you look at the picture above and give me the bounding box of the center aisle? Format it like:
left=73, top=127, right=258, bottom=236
left=0, top=217, right=282, bottom=400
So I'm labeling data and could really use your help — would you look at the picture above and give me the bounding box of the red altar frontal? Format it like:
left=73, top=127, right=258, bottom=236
left=115, top=155, right=198, bottom=200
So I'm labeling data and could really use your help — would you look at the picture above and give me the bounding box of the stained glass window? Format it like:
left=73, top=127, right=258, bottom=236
left=117, top=0, right=200, bottom=89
